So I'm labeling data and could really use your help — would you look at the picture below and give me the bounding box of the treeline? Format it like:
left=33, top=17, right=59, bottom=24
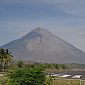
left=16, top=61, right=68, bottom=70
left=43, top=63, right=67, bottom=70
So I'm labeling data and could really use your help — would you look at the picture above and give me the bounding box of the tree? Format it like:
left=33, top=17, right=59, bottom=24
left=8, top=65, right=45, bottom=85
left=0, top=48, right=6, bottom=71
left=4, top=49, right=13, bottom=70
left=0, top=48, right=13, bottom=71
left=17, top=61, right=23, bottom=67
left=53, top=64, right=59, bottom=69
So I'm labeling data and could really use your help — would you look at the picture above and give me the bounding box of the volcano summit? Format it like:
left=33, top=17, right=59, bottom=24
left=2, top=27, right=85, bottom=63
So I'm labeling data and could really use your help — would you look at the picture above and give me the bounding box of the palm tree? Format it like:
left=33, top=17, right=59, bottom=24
left=0, top=48, right=13, bottom=71
left=0, top=48, right=6, bottom=71
left=4, top=49, right=13, bottom=70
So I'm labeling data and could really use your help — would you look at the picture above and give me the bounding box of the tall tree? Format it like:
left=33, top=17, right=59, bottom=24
left=0, top=48, right=5, bottom=71
left=4, top=49, right=13, bottom=70
left=0, top=48, right=13, bottom=71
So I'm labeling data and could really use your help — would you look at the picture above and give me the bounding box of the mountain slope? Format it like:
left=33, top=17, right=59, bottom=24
left=1, top=27, right=85, bottom=63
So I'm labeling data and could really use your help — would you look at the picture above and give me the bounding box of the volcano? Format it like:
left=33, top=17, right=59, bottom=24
left=1, top=27, right=85, bottom=64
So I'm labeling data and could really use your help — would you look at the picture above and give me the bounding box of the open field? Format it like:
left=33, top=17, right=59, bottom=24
left=53, top=79, right=85, bottom=85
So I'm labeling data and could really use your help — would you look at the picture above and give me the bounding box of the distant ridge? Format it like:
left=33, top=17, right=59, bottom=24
left=1, top=27, right=85, bottom=64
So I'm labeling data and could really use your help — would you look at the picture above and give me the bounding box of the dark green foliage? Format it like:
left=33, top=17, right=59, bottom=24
left=8, top=65, right=45, bottom=85
left=17, top=61, right=23, bottom=67
left=0, top=48, right=13, bottom=71
left=43, top=63, right=67, bottom=70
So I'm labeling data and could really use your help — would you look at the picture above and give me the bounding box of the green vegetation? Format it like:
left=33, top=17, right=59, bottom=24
left=6, top=61, right=69, bottom=85
left=45, top=76, right=53, bottom=85
left=1, top=48, right=85, bottom=85
left=8, top=65, right=45, bottom=85
left=0, top=48, right=13, bottom=71
left=17, top=61, right=24, bottom=68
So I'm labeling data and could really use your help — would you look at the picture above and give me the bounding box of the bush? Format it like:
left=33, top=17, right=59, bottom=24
left=17, top=61, right=23, bottom=67
left=8, top=65, right=45, bottom=85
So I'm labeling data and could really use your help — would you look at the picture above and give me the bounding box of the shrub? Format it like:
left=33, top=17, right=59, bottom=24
left=8, top=65, right=45, bottom=85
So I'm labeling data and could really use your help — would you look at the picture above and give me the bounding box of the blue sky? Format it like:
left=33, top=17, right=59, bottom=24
left=0, top=0, right=85, bottom=51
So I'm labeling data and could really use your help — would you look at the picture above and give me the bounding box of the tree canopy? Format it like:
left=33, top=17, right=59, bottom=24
left=8, top=65, right=45, bottom=85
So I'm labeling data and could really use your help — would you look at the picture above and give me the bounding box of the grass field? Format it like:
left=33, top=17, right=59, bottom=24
left=81, top=80, right=85, bottom=85
left=53, top=79, right=85, bottom=85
